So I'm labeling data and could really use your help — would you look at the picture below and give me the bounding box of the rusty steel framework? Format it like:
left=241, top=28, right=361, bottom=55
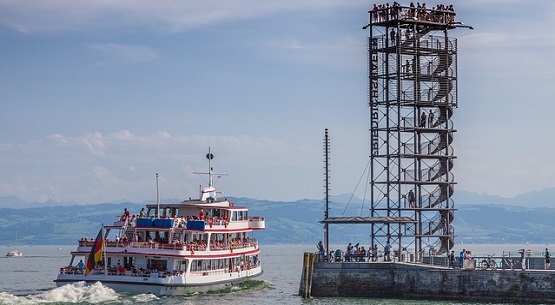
left=366, top=5, right=460, bottom=261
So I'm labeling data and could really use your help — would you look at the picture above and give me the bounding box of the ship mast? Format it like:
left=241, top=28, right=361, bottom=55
left=193, top=147, right=226, bottom=202
left=207, top=147, right=214, bottom=188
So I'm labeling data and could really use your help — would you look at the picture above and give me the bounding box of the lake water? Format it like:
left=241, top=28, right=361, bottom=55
left=0, top=244, right=548, bottom=305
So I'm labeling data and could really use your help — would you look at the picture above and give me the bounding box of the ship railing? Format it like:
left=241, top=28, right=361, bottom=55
left=57, top=264, right=185, bottom=277
left=131, top=241, right=188, bottom=250
left=59, top=266, right=83, bottom=275
left=82, top=239, right=259, bottom=252
left=371, top=5, right=456, bottom=26
left=190, top=261, right=261, bottom=277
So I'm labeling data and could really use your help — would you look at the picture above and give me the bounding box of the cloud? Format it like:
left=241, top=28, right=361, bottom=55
left=0, top=131, right=324, bottom=203
left=88, top=43, right=158, bottom=64
left=0, top=0, right=366, bottom=34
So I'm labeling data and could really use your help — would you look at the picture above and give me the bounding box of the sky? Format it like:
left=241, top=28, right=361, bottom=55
left=1, top=0, right=554, bottom=205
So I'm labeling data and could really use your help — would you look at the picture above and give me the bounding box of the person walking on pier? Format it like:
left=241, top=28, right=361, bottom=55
left=546, top=248, right=551, bottom=270
left=459, top=249, right=465, bottom=269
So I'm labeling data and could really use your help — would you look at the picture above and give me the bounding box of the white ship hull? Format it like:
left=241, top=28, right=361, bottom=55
left=55, top=265, right=263, bottom=295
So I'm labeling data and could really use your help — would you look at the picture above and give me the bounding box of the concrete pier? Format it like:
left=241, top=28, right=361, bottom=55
left=299, top=252, right=555, bottom=303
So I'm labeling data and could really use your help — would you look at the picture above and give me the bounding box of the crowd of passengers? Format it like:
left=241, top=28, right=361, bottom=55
left=118, top=208, right=230, bottom=229
left=79, top=236, right=257, bottom=252
left=373, top=2, right=455, bottom=24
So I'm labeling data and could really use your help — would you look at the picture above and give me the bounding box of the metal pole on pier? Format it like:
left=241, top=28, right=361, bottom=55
left=323, top=129, right=330, bottom=258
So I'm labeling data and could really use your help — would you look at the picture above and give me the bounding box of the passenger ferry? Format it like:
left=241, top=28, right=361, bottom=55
left=54, top=150, right=265, bottom=295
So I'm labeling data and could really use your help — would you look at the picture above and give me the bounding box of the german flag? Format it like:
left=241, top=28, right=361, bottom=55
left=85, top=228, right=104, bottom=275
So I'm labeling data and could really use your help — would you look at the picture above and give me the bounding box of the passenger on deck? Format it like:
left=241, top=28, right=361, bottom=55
left=77, top=260, right=85, bottom=274
left=121, top=208, right=130, bottom=221
left=139, top=208, right=146, bottom=217
left=117, top=263, right=125, bottom=275
left=199, top=208, right=205, bottom=220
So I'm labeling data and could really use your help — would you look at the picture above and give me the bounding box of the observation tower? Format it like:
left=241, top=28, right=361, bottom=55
left=364, top=4, right=469, bottom=260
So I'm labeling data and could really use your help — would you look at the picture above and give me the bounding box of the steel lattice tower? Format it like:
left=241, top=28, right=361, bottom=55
left=366, top=4, right=462, bottom=261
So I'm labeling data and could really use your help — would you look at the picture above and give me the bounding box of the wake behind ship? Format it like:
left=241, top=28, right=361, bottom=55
left=55, top=150, right=265, bottom=296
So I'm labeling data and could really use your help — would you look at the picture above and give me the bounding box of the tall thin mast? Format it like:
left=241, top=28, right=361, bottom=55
left=156, top=172, right=160, bottom=218
left=323, top=128, right=330, bottom=257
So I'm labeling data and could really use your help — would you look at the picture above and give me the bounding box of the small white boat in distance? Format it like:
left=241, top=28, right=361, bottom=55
left=6, top=250, right=23, bottom=257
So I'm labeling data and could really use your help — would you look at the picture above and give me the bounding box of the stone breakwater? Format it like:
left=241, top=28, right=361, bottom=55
left=300, top=253, right=555, bottom=303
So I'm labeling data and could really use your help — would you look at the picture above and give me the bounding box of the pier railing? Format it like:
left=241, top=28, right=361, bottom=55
left=318, top=249, right=552, bottom=270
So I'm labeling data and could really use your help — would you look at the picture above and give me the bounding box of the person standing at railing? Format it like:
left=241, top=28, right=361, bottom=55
left=384, top=241, right=391, bottom=261
left=448, top=251, right=455, bottom=268
left=77, top=260, right=85, bottom=274
left=519, top=248, right=526, bottom=270
left=317, top=241, right=325, bottom=261
left=546, top=248, right=551, bottom=270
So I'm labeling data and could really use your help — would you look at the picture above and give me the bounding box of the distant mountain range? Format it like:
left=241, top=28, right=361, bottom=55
left=1, top=189, right=555, bottom=246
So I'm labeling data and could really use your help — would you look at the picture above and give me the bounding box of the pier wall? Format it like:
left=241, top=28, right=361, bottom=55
left=304, top=260, right=555, bottom=303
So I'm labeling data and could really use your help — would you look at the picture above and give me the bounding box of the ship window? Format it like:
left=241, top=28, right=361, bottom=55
left=232, top=211, right=237, bottom=221
left=148, top=259, right=167, bottom=272
left=191, top=259, right=202, bottom=272
left=177, top=260, right=188, bottom=272
left=237, top=211, right=247, bottom=220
